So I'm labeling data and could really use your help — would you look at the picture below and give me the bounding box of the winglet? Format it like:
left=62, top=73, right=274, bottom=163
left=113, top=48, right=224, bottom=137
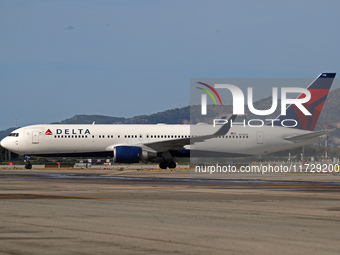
left=213, top=115, right=237, bottom=137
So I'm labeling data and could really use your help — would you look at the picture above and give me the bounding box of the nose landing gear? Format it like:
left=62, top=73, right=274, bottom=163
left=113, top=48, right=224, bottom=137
left=24, top=156, right=32, bottom=169
left=25, top=162, right=32, bottom=169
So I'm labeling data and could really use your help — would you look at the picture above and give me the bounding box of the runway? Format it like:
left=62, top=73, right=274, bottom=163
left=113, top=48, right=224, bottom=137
left=0, top=169, right=340, bottom=254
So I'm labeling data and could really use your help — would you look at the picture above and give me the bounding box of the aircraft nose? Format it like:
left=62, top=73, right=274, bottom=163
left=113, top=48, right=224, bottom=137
left=0, top=138, right=11, bottom=150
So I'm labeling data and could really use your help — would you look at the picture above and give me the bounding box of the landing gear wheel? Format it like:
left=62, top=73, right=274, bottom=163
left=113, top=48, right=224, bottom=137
left=25, top=162, right=32, bottom=169
left=159, top=162, right=167, bottom=169
left=168, top=161, right=177, bottom=169
left=159, top=161, right=177, bottom=169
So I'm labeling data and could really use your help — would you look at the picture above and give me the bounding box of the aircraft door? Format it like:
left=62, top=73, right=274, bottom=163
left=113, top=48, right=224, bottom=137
left=32, top=131, right=40, bottom=144
left=256, top=131, right=264, bottom=144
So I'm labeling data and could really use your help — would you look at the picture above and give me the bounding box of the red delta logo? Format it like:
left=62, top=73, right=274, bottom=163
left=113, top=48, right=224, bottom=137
left=45, top=129, right=53, bottom=135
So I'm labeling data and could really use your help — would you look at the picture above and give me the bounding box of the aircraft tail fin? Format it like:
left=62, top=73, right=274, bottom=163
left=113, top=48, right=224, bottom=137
left=273, top=73, right=336, bottom=131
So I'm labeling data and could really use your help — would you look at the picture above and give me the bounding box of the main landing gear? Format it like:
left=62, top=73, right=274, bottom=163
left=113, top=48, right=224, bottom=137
left=159, top=161, right=177, bottom=169
left=159, top=151, right=177, bottom=169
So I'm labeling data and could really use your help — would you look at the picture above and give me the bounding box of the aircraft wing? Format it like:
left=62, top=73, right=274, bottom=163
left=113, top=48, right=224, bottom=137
left=140, top=115, right=237, bottom=152
left=283, top=130, right=333, bottom=142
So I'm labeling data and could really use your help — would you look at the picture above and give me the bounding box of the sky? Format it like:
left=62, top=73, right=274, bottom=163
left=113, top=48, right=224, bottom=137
left=1, top=0, right=340, bottom=130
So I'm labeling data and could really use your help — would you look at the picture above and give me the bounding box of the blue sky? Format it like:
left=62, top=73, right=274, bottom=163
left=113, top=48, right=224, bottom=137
left=1, top=0, right=339, bottom=130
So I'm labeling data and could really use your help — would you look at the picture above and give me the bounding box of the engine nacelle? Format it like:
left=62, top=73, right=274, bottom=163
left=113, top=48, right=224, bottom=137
left=113, top=146, right=157, bottom=163
left=114, top=146, right=141, bottom=163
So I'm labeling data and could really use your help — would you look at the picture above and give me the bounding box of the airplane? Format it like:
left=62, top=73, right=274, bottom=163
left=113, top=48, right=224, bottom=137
left=0, top=73, right=336, bottom=169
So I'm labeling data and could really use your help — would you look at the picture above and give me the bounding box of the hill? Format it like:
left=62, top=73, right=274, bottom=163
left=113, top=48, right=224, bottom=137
left=56, top=107, right=190, bottom=125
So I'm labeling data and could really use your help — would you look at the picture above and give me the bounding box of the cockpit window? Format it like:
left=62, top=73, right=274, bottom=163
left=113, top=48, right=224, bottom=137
left=8, top=133, right=19, bottom=137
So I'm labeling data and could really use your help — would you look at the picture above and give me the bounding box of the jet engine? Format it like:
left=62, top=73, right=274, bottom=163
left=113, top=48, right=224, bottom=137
left=113, top=146, right=157, bottom=163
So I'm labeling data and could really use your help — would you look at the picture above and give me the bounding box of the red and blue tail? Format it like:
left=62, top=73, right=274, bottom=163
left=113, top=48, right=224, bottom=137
left=274, top=73, right=336, bottom=131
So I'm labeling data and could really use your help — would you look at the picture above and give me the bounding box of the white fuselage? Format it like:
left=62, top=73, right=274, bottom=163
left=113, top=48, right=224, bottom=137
left=0, top=124, right=326, bottom=158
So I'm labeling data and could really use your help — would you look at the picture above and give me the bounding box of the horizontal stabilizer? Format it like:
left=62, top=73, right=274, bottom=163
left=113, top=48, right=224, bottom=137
left=283, top=130, right=333, bottom=142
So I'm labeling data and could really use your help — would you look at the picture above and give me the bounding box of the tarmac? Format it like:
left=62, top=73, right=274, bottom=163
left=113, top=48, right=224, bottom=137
left=0, top=166, right=340, bottom=254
